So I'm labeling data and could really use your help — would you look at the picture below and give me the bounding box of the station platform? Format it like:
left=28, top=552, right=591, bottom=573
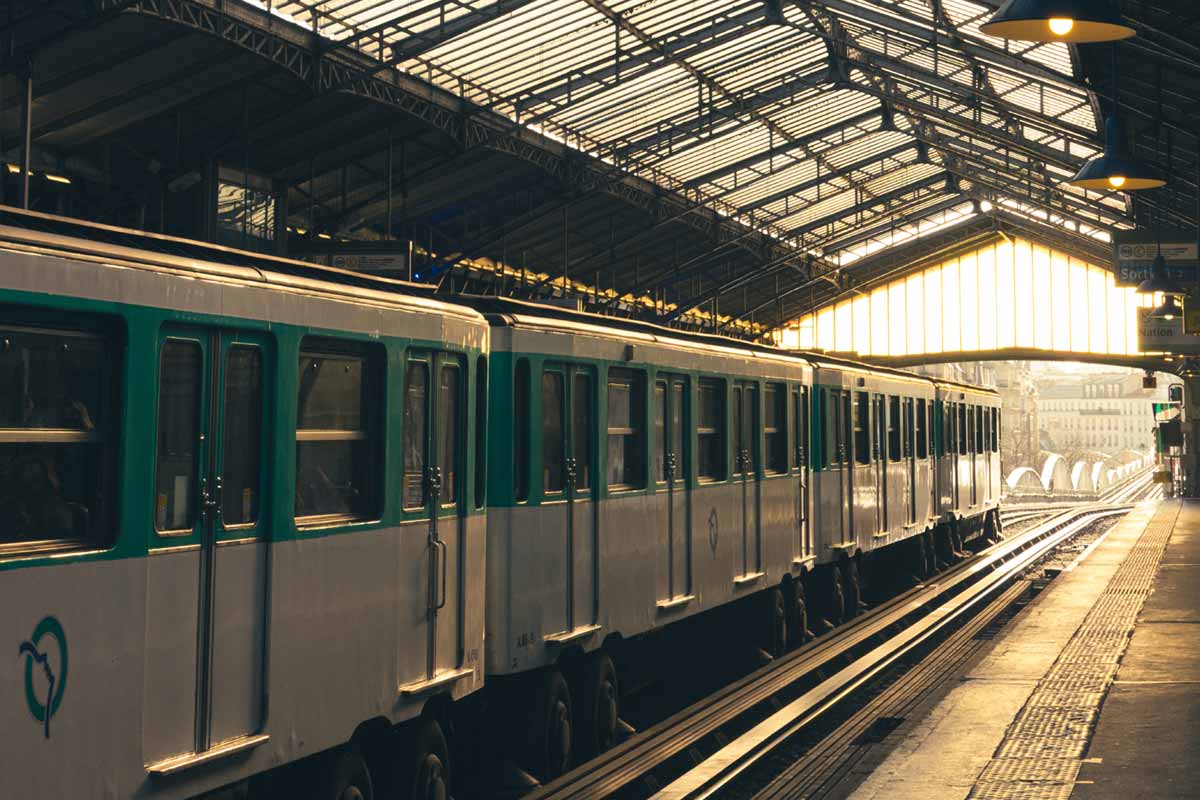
left=845, top=499, right=1200, bottom=800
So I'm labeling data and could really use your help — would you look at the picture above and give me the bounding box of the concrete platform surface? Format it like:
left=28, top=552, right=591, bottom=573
left=844, top=500, right=1199, bottom=800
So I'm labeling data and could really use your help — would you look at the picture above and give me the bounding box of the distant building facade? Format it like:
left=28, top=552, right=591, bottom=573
left=1038, top=371, right=1166, bottom=454
left=992, top=361, right=1039, bottom=469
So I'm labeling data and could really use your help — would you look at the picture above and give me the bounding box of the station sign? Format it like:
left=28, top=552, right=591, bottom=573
left=1137, top=307, right=1200, bottom=353
left=1113, top=228, right=1199, bottom=287
left=328, top=253, right=408, bottom=272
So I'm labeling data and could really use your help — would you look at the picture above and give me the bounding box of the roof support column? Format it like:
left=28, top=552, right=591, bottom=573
left=18, top=60, right=32, bottom=210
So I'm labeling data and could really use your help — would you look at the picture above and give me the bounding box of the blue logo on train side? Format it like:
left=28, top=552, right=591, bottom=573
left=19, top=616, right=68, bottom=739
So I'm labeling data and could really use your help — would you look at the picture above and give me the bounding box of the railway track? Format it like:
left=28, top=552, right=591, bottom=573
left=527, top=502, right=1135, bottom=800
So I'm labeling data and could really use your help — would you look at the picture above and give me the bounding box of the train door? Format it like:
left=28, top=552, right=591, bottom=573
left=905, top=398, right=917, bottom=525
left=403, top=352, right=468, bottom=681
left=873, top=394, right=885, bottom=533
left=542, top=365, right=598, bottom=633
left=146, top=329, right=268, bottom=764
left=733, top=381, right=760, bottom=578
left=948, top=402, right=959, bottom=503
left=967, top=405, right=978, bottom=506
left=792, top=387, right=811, bottom=560
left=655, top=375, right=691, bottom=603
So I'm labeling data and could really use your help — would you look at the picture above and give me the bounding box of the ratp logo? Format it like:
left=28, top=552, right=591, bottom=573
left=19, top=616, right=67, bottom=739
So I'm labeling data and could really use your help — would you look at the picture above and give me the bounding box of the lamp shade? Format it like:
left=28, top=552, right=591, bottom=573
left=1137, top=252, right=1183, bottom=296
left=1069, top=117, right=1165, bottom=191
left=1148, top=295, right=1182, bottom=321
left=980, top=0, right=1134, bottom=43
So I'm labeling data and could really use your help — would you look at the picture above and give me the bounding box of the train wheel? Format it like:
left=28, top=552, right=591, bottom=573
left=524, top=668, right=574, bottom=782
left=762, top=587, right=788, bottom=659
left=841, top=558, right=862, bottom=620
left=308, top=746, right=373, bottom=800
left=401, top=719, right=450, bottom=800
left=786, top=578, right=814, bottom=648
left=573, top=650, right=619, bottom=760
left=824, top=566, right=845, bottom=629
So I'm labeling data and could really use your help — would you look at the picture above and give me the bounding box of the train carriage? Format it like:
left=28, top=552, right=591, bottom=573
left=934, top=381, right=1003, bottom=542
left=0, top=211, right=487, bottom=800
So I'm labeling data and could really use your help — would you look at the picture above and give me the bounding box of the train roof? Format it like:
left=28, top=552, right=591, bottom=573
left=0, top=205, right=485, bottom=324
left=461, top=294, right=946, bottom=385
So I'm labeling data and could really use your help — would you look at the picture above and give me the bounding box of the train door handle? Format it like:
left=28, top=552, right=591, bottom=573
left=431, top=538, right=448, bottom=611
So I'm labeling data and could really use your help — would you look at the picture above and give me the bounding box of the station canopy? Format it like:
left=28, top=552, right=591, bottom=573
left=6, top=0, right=1198, bottom=336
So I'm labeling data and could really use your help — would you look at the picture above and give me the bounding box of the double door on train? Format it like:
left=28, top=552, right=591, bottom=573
left=733, top=381, right=761, bottom=578
left=655, top=375, right=691, bottom=603
left=401, top=351, right=468, bottom=685
left=145, top=328, right=269, bottom=764
left=541, top=364, right=597, bottom=634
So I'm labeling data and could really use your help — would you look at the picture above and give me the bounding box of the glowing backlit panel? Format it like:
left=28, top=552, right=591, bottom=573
left=789, top=236, right=1155, bottom=358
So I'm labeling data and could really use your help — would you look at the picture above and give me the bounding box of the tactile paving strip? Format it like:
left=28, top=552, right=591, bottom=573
left=967, top=502, right=1180, bottom=800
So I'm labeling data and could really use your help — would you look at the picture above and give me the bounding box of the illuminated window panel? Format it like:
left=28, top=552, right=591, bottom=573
left=1069, top=256, right=1090, bottom=352
left=1050, top=251, right=1070, bottom=351
left=798, top=315, right=815, bottom=349
left=942, top=258, right=961, bottom=353
left=817, top=307, right=834, bottom=351
left=853, top=294, right=870, bottom=355
left=888, top=280, right=907, bottom=356
left=924, top=265, right=943, bottom=354
left=977, top=245, right=997, bottom=352
left=1088, top=266, right=1107, bottom=353
left=1106, top=275, right=1126, bottom=355
left=906, top=272, right=926, bottom=355
left=995, top=239, right=1016, bottom=349
left=1032, top=245, right=1052, bottom=350
left=871, top=289, right=888, bottom=356
left=835, top=300, right=853, bottom=353
left=959, top=252, right=979, bottom=352
left=1013, top=239, right=1034, bottom=349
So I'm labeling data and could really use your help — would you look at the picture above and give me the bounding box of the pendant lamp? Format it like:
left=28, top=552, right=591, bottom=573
left=981, top=0, right=1135, bottom=43
left=1070, top=117, right=1166, bottom=191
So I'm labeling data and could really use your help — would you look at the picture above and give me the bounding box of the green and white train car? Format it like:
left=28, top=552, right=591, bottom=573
left=0, top=210, right=487, bottom=800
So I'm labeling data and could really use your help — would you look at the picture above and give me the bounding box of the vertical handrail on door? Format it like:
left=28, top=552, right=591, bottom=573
left=426, top=464, right=442, bottom=679
left=739, top=448, right=749, bottom=576
left=665, top=451, right=676, bottom=598
left=565, top=455, right=577, bottom=630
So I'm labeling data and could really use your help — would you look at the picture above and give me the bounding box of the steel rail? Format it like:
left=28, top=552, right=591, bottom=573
left=654, top=505, right=1131, bottom=799
left=528, top=503, right=1131, bottom=800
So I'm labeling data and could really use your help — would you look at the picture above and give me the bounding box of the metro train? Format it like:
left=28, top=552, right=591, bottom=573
left=0, top=208, right=1000, bottom=800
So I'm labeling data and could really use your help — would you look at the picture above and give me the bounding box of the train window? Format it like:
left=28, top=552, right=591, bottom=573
left=957, top=403, right=968, bottom=455
left=888, top=396, right=901, bottom=462
left=607, top=369, right=645, bottom=490
left=915, top=398, right=928, bottom=459
left=765, top=383, right=787, bottom=474
left=655, top=381, right=667, bottom=484
left=698, top=378, right=725, bottom=481
left=542, top=371, right=565, bottom=493
left=156, top=340, right=202, bottom=533
left=826, top=389, right=839, bottom=467
left=975, top=406, right=984, bottom=454
left=1, top=324, right=116, bottom=551
left=221, top=346, right=263, bottom=526
left=573, top=372, right=593, bottom=491
left=514, top=359, right=530, bottom=502
left=853, top=392, right=870, bottom=465
left=438, top=364, right=460, bottom=504
left=792, top=388, right=807, bottom=469
left=296, top=345, right=379, bottom=520
left=474, top=357, right=487, bottom=510
left=993, top=408, right=1001, bottom=452
left=733, top=382, right=758, bottom=474
left=401, top=361, right=429, bottom=510
left=903, top=398, right=914, bottom=458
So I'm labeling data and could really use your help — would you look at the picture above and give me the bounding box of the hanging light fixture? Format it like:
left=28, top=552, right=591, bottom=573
left=1070, top=117, right=1165, bottom=191
left=980, top=0, right=1134, bottom=43
left=1148, top=293, right=1182, bottom=321
left=1138, top=247, right=1182, bottom=296
left=1069, top=43, right=1164, bottom=191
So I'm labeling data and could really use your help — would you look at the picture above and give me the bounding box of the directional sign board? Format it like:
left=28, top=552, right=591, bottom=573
left=1114, top=228, right=1199, bottom=287
left=1137, top=307, right=1200, bottom=354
